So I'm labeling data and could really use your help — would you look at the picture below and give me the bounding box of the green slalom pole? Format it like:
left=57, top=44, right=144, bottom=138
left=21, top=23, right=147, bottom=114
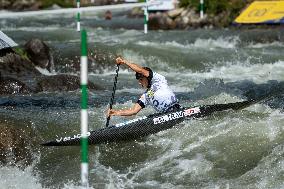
left=200, top=0, right=204, bottom=18
left=77, top=0, right=81, bottom=31
left=80, top=29, right=88, bottom=188
left=144, top=0, right=148, bottom=34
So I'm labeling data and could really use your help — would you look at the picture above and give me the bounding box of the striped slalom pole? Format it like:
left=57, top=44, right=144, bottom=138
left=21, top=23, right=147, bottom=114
left=77, top=12, right=81, bottom=32
left=144, top=0, right=148, bottom=34
left=200, top=0, right=204, bottom=19
left=80, top=29, right=88, bottom=188
left=77, top=0, right=81, bottom=31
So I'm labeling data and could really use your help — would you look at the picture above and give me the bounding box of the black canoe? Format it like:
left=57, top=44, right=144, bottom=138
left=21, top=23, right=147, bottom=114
left=42, top=100, right=256, bottom=146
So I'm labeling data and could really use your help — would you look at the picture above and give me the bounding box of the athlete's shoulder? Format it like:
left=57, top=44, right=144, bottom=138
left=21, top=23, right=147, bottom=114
left=152, top=72, right=166, bottom=82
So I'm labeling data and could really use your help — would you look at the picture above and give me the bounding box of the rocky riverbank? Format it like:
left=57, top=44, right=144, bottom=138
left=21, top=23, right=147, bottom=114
left=0, top=38, right=101, bottom=95
left=0, top=0, right=124, bottom=11
left=3, top=0, right=276, bottom=29
left=2, top=0, right=252, bottom=29
left=129, top=7, right=233, bottom=29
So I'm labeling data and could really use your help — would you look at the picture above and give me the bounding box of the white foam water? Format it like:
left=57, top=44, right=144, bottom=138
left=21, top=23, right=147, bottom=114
left=0, top=165, right=43, bottom=189
left=136, top=36, right=240, bottom=50
left=202, top=60, right=284, bottom=84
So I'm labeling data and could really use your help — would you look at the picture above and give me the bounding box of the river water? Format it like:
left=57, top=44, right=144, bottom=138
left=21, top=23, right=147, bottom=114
left=1, top=10, right=284, bottom=189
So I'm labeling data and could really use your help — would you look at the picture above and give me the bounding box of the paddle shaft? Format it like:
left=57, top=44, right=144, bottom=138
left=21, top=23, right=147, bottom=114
left=106, top=64, right=120, bottom=127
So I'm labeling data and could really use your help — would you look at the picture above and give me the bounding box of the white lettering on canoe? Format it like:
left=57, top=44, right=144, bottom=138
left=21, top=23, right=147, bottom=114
left=115, top=116, right=147, bottom=127
left=184, top=107, right=200, bottom=116
left=153, top=107, right=201, bottom=125
left=56, top=132, right=91, bottom=143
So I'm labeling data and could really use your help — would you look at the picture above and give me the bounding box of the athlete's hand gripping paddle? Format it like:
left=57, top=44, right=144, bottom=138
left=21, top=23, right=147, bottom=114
left=106, top=64, right=120, bottom=127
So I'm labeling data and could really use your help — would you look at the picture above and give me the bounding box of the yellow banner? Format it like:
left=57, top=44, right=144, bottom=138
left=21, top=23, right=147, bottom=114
left=235, top=1, right=284, bottom=24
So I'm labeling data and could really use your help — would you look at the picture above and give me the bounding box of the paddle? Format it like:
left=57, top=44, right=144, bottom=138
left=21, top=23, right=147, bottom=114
left=106, top=64, right=120, bottom=127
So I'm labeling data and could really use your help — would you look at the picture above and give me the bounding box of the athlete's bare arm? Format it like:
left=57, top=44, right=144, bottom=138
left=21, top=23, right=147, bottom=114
left=115, top=57, right=149, bottom=77
left=108, top=103, right=142, bottom=117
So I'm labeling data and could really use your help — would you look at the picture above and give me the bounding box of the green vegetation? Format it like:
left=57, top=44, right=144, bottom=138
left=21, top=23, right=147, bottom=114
left=179, top=0, right=250, bottom=22
left=179, top=0, right=249, bottom=13
left=40, top=0, right=74, bottom=9
left=13, top=47, right=30, bottom=61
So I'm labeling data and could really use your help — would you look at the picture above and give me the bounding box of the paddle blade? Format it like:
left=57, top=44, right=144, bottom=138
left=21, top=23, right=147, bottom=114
left=105, top=116, right=111, bottom=127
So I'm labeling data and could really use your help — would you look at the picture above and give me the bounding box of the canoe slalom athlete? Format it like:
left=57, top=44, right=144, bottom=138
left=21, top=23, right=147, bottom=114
left=108, top=57, right=181, bottom=117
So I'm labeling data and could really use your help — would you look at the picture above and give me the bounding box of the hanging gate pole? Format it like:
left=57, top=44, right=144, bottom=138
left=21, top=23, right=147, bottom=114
left=144, top=0, right=148, bottom=34
left=80, top=29, right=88, bottom=188
left=77, top=0, right=81, bottom=31
left=200, top=0, right=204, bottom=19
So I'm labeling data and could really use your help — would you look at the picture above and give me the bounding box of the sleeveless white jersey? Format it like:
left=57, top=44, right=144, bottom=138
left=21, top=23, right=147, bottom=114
left=137, top=72, right=178, bottom=112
